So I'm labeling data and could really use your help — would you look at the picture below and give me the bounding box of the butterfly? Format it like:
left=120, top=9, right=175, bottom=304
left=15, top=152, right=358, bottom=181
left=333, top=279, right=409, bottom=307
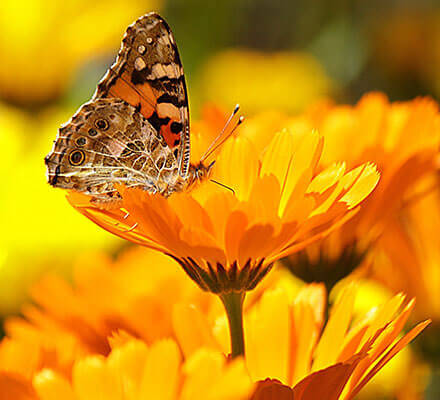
left=45, top=12, right=240, bottom=202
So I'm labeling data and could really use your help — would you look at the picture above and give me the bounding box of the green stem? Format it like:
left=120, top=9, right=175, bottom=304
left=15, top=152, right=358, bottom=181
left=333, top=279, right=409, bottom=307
left=220, top=291, right=246, bottom=358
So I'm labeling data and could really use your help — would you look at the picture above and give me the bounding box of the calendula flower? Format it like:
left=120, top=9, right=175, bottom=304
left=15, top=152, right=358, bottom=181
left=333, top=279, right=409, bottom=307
left=176, top=283, right=429, bottom=400
left=68, top=127, right=379, bottom=295
left=67, top=119, right=379, bottom=356
left=283, top=93, right=440, bottom=290
left=196, top=49, right=334, bottom=114
left=0, top=0, right=162, bottom=106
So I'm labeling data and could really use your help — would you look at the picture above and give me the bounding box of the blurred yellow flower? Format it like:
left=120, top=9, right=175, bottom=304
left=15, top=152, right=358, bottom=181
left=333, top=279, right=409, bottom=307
left=1, top=339, right=253, bottom=400
left=0, top=103, right=120, bottom=315
left=0, top=251, right=428, bottom=400
left=196, top=49, right=333, bottom=114
left=283, top=93, right=440, bottom=289
left=0, top=246, right=278, bottom=378
left=0, top=247, right=209, bottom=379
left=32, top=340, right=253, bottom=400
left=0, top=0, right=162, bottom=105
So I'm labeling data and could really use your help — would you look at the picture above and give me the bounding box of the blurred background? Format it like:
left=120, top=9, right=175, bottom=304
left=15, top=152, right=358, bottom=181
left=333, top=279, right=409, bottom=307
left=1, top=0, right=439, bottom=398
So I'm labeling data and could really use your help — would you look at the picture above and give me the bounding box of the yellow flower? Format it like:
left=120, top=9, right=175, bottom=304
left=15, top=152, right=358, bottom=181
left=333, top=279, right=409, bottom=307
left=0, top=254, right=428, bottom=400
left=0, top=0, right=162, bottom=105
left=283, top=93, right=440, bottom=289
left=177, top=283, right=429, bottom=400
left=0, top=247, right=213, bottom=380
left=196, top=49, right=334, bottom=114
left=68, top=126, right=379, bottom=295
left=32, top=339, right=253, bottom=400
left=0, top=104, right=118, bottom=315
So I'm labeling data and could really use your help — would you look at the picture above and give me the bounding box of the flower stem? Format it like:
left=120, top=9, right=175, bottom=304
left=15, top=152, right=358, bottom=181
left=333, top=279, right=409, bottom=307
left=220, top=291, right=246, bottom=358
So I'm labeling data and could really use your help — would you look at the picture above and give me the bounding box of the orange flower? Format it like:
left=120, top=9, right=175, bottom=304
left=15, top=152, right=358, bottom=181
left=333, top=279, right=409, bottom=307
left=67, top=125, right=379, bottom=295
left=373, top=178, right=440, bottom=322
left=370, top=174, right=440, bottom=369
left=282, top=93, right=440, bottom=289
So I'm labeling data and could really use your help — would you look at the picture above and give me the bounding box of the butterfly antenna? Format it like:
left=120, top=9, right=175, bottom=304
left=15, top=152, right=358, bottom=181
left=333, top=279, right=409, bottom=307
left=200, top=114, right=245, bottom=163
left=210, top=179, right=235, bottom=195
left=200, top=104, right=241, bottom=163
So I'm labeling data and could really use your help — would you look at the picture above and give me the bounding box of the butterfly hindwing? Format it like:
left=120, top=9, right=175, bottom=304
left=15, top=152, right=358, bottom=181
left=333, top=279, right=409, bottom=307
left=93, top=12, right=191, bottom=177
left=45, top=98, right=182, bottom=202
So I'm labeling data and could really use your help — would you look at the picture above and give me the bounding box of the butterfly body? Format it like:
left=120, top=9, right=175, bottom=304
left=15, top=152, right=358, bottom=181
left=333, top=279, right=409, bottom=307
left=46, top=12, right=212, bottom=201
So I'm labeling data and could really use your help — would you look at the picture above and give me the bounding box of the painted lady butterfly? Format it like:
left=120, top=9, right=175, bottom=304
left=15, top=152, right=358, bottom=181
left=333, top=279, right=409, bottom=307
left=45, top=12, right=238, bottom=202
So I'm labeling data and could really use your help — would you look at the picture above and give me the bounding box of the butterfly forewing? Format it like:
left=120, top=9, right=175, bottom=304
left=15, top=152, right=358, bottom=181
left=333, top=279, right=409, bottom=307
left=93, top=12, right=190, bottom=177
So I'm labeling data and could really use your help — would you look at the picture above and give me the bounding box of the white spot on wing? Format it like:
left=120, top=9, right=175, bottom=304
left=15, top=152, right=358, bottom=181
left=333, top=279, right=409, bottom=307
left=134, top=57, right=146, bottom=71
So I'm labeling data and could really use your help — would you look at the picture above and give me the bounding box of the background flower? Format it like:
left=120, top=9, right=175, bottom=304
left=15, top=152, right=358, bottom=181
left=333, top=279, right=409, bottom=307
left=0, top=249, right=428, bottom=400
left=282, top=93, right=440, bottom=291
left=0, top=0, right=162, bottom=107
left=33, top=340, right=253, bottom=400
left=195, top=49, right=334, bottom=114
left=0, top=104, right=120, bottom=315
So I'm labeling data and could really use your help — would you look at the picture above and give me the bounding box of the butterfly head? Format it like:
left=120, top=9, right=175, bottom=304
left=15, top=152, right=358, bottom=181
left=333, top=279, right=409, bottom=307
left=185, top=160, right=215, bottom=190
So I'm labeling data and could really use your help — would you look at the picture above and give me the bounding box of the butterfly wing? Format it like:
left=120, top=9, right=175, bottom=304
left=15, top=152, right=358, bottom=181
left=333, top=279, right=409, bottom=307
left=45, top=98, right=182, bottom=202
left=93, top=12, right=191, bottom=177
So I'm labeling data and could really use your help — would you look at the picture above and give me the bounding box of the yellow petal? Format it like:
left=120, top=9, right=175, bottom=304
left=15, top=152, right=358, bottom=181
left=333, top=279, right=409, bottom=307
left=214, top=136, right=259, bottom=202
left=260, top=129, right=296, bottom=186
left=312, top=284, right=356, bottom=371
left=138, top=340, right=181, bottom=400
left=73, top=355, right=120, bottom=400
left=208, top=357, right=253, bottom=400
left=339, top=163, right=380, bottom=209
left=279, top=129, right=323, bottom=215
left=307, top=162, right=346, bottom=217
left=180, top=349, right=223, bottom=400
left=107, top=340, right=149, bottom=400
left=307, top=162, right=346, bottom=195
left=245, top=289, right=290, bottom=383
left=172, top=303, right=218, bottom=358
left=181, top=349, right=252, bottom=400
left=34, top=369, right=75, bottom=400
